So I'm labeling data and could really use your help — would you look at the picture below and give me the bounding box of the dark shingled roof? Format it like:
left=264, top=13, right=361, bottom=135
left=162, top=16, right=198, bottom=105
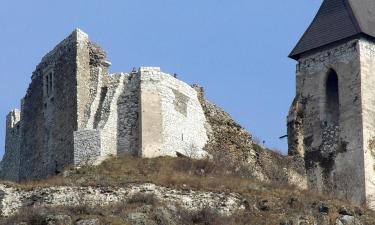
left=289, top=0, right=375, bottom=60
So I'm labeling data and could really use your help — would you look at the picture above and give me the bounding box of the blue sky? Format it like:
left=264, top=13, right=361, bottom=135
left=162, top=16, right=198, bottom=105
left=0, top=0, right=322, bottom=157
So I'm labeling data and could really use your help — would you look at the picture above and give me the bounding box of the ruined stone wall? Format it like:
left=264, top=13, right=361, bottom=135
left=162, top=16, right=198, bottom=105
left=0, top=29, right=114, bottom=180
left=18, top=30, right=85, bottom=180
left=288, top=40, right=366, bottom=204
left=99, top=74, right=127, bottom=158
left=73, top=130, right=101, bottom=165
left=116, top=73, right=140, bottom=156
left=139, top=67, right=208, bottom=158
left=1, top=110, right=21, bottom=181
left=80, top=41, right=110, bottom=130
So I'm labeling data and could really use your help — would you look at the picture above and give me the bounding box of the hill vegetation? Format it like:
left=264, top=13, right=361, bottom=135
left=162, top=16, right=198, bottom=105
left=2, top=153, right=375, bottom=225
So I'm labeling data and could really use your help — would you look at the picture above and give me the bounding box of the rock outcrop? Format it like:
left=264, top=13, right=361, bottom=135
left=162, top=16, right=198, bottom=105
left=1, top=182, right=373, bottom=225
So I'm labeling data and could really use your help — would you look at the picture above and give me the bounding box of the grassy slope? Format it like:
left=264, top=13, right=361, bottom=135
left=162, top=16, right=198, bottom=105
left=3, top=155, right=375, bottom=225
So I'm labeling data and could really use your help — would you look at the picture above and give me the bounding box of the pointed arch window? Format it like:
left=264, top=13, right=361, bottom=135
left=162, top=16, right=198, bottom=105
left=325, top=69, right=339, bottom=124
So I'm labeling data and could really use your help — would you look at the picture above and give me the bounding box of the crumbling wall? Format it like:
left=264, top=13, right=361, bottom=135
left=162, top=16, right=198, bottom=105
left=81, top=41, right=111, bottom=129
left=73, top=130, right=101, bottom=166
left=18, top=30, right=85, bottom=181
left=287, top=96, right=306, bottom=157
left=98, top=74, right=126, bottom=158
left=1, top=110, right=22, bottom=181
left=116, top=73, right=140, bottom=155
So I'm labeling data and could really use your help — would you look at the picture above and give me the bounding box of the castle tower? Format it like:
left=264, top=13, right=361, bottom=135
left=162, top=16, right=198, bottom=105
left=10, top=29, right=111, bottom=181
left=288, top=0, right=375, bottom=207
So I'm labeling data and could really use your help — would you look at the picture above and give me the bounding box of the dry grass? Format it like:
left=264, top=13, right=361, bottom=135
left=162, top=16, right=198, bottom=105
left=7, top=155, right=362, bottom=204
left=2, top=155, right=375, bottom=224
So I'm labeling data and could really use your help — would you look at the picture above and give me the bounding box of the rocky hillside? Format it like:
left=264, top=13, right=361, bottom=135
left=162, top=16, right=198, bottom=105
left=195, top=86, right=307, bottom=189
left=1, top=155, right=375, bottom=225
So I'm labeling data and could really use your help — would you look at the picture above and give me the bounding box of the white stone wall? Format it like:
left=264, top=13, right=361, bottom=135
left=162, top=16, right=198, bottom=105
left=73, top=67, right=208, bottom=165
left=358, top=39, right=375, bottom=209
left=85, top=67, right=104, bottom=129
left=99, top=74, right=126, bottom=158
left=139, top=67, right=209, bottom=158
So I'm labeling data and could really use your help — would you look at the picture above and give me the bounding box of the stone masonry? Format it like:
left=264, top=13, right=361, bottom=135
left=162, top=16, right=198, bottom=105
left=286, top=0, right=375, bottom=209
left=288, top=39, right=375, bottom=208
left=1, top=29, right=209, bottom=181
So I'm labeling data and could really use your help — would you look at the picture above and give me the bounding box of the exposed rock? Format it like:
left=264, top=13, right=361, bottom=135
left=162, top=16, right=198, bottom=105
left=339, top=207, right=354, bottom=216
left=0, top=183, right=244, bottom=218
left=336, top=215, right=363, bottom=225
left=75, top=218, right=100, bottom=225
left=197, top=91, right=307, bottom=189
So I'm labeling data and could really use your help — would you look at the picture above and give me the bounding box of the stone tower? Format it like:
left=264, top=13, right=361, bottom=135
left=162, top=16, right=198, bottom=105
left=288, top=0, right=375, bottom=207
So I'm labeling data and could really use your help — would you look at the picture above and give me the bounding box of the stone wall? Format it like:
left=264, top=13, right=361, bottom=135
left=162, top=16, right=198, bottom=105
left=73, top=130, right=101, bottom=165
left=99, top=74, right=126, bottom=158
left=1, top=110, right=21, bottom=181
left=358, top=39, right=375, bottom=208
left=139, top=67, right=209, bottom=158
left=18, top=30, right=84, bottom=181
left=116, top=73, right=140, bottom=156
left=0, top=29, right=114, bottom=180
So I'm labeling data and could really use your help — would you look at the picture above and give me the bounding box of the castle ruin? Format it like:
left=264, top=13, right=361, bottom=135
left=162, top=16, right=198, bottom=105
left=2, top=29, right=210, bottom=182
left=288, top=0, right=375, bottom=208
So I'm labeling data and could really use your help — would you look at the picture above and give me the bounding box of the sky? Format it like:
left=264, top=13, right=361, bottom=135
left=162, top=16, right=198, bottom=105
left=0, top=0, right=323, bottom=157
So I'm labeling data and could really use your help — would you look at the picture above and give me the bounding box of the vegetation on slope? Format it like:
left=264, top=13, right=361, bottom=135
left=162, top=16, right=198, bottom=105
left=2, top=154, right=375, bottom=225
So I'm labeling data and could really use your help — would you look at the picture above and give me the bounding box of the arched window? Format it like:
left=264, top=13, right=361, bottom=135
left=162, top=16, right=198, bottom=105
left=326, top=69, right=339, bottom=124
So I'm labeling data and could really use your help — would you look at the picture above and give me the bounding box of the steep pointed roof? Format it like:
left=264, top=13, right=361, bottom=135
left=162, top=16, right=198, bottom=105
left=289, top=0, right=375, bottom=60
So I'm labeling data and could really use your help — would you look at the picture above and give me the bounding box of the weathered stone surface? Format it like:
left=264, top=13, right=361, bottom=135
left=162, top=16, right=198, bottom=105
left=73, top=130, right=101, bottom=166
left=1, top=110, right=21, bottom=181
left=75, top=218, right=100, bottom=225
left=336, top=215, right=363, bottom=225
left=197, top=86, right=307, bottom=188
left=0, top=183, right=244, bottom=218
left=287, top=38, right=375, bottom=207
left=1, top=30, right=210, bottom=181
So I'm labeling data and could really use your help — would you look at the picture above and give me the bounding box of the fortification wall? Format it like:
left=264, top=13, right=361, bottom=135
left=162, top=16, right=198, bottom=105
left=116, top=73, right=140, bottom=156
left=73, top=67, right=209, bottom=164
left=1, top=110, right=22, bottom=181
left=288, top=40, right=366, bottom=204
left=139, top=67, right=208, bottom=158
left=99, top=74, right=126, bottom=158
left=18, top=30, right=83, bottom=180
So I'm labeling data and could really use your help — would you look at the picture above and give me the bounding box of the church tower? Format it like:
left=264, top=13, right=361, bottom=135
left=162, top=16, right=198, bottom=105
left=288, top=0, right=375, bottom=207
